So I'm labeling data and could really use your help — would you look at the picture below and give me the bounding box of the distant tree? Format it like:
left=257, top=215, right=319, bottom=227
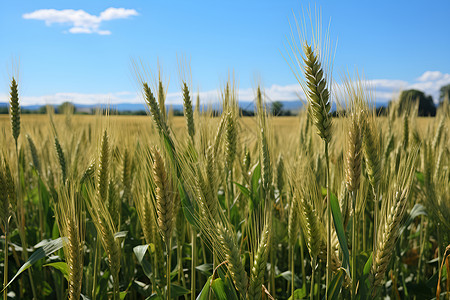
left=38, top=106, right=47, bottom=114
left=0, top=106, right=8, bottom=114
left=397, top=89, right=436, bottom=116
left=57, top=102, right=76, bottom=114
left=439, top=84, right=450, bottom=104
left=240, top=108, right=254, bottom=116
left=271, top=101, right=283, bottom=116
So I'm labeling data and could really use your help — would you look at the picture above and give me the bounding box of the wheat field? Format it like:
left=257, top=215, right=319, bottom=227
left=0, top=43, right=449, bottom=300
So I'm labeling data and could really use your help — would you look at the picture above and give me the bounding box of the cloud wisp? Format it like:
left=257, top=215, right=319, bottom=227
left=23, top=7, right=139, bottom=35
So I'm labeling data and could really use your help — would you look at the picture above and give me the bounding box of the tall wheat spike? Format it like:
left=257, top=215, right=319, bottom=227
left=362, top=115, right=381, bottom=257
left=345, top=113, right=362, bottom=193
left=26, top=135, right=41, bottom=174
left=152, top=147, right=175, bottom=244
left=55, top=187, right=84, bottom=300
left=9, top=77, right=20, bottom=145
left=302, top=42, right=332, bottom=143
left=248, top=216, right=272, bottom=300
left=301, top=41, right=333, bottom=290
left=217, top=222, right=248, bottom=298
left=98, top=130, right=110, bottom=201
left=86, top=129, right=121, bottom=299
left=144, top=82, right=166, bottom=135
left=122, top=149, right=132, bottom=203
left=54, top=136, right=67, bottom=183
left=183, top=82, right=195, bottom=140
left=224, top=110, right=237, bottom=172
left=372, top=147, right=418, bottom=296
left=2, top=160, right=16, bottom=210
left=158, top=78, right=166, bottom=123
left=256, top=87, right=272, bottom=201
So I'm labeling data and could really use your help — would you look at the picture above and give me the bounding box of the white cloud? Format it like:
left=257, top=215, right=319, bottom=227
left=99, top=8, right=138, bottom=21
left=417, top=71, right=443, bottom=82
left=23, top=7, right=138, bottom=35
left=336, top=71, right=450, bottom=104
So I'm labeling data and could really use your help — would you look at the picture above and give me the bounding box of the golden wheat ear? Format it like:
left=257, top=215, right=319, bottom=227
left=152, top=147, right=175, bottom=244
left=55, top=187, right=84, bottom=300
left=217, top=222, right=248, bottom=298
left=248, top=214, right=272, bottom=300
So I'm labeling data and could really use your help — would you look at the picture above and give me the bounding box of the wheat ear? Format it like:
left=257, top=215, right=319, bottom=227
left=152, top=147, right=175, bottom=244
left=26, top=135, right=41, bottom=174
left=2, top=160, right=16, bottom=210
left=158, top=79, right=166, bottom=123
left=90, top=129, right=121, bottom=299
left=122, top=149, right=132, bottom=204
left=56, top=188, right=84, bottom=300
left=302, top=42, right=332, bottom=143
left=257, top=87, right=272, bottom=202
left=54, top=136, right=67, bottom=183
left=9, top=77, right=20, bottom=145
left=144, top=83, right=167, bottom=135
left=302, top=41, right=333, bottom=290
left=182, top=82, right=195, bottom=140
left=248, top=218, right=272, bottom=300
left=217, top=222, right=248, bottom=298
left=362, top=118, right=381, bottom=257
left=345, top=114, right=362, bottom=193
left=371, top=148, right=418, bottom=296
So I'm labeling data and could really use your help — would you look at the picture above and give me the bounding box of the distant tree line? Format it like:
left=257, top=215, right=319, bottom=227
left=1, top=84, right=449, bottom=116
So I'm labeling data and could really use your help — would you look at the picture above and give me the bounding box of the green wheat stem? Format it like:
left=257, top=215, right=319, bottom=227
left=372, top=186, right=379, bottom=262
left=325, top=141, right=331, bottom=293
left=311, top=256, right=316, bottom=300
left=92, top=239, right=101, bottom=299
left=299, top=232, right=306, bottom=293
left=351, top=191, right=357, bottom=299
left=270, top=245, right=275, bottom=295
left=191, top=227, right=196, bottom=300
left=437, top=222, right=441, bottom=277
left=177, top=241, right=183, bottom=285
left=416, top=217, right=425, bottom=285
left=38, top=182, right=43, bottom=240
left=12, top=212, right=37, bottom=299
left=14, top=144, right=38, bottom=300
left=166, top=240, right=172, bottom=300
left=362, top=211, right=366, bottom=252
left=113, top=270, right=119, bottom=300
left=3, top=219, right=9, bottom=300
left=291, top=241, right=295, bottom=296
left=226, top=168, right=234, bottom=221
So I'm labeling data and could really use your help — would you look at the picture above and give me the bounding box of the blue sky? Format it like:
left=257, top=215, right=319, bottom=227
left=1, top=0, right=449, bottom=106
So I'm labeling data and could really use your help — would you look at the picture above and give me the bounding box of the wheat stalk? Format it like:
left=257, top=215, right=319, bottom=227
left=371, top=147, right=418, bottom=296
left=301, top=41, right=333, bottom=290
left=122, top=149, right=132, bottom=204
left=217, top=222, right=248, bottom=298
left=248, top=216, right=272, bottom=300
left=55, top=187, right=84, bottom=300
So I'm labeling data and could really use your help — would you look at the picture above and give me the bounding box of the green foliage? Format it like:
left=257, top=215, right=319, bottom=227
left=397, top=89, right=436, bottom=116
left=439, top=83, right=450, bottom=104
